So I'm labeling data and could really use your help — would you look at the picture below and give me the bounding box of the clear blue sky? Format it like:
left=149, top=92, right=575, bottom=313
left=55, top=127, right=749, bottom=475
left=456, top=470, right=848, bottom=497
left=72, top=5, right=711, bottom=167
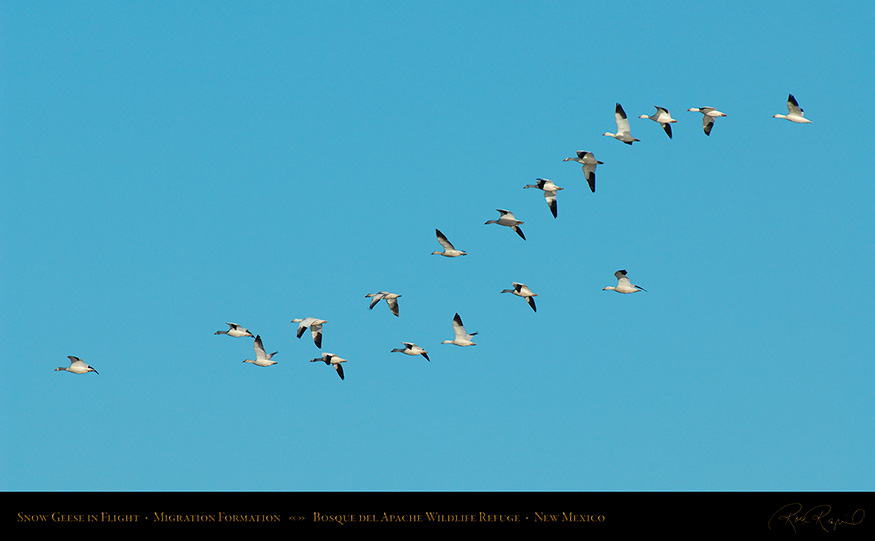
left=2, top=1, right=873, bottom=491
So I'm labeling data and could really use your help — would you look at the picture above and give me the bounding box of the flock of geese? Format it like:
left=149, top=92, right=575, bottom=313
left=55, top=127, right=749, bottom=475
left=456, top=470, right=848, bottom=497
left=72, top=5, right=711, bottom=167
left=54, top=94, right=812, bottom=381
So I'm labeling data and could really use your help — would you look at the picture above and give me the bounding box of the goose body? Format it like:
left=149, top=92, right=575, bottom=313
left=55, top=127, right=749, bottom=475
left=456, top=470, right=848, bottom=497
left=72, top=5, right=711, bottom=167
left=603, top=270, right=647, bottom=294
left=432, top=229, right=467, bottom=257
left=562, top=151, right=602, bottom=192
left=243, top=335, right=278, bottom=366
left=291, top=317, right=327, bottom=348
left=639, top=106, right=677, bottom=138
left=311, top=352, right=348, bottom=380
left=485, top=209, right=526, bottom=240
left=687, top=107, right=727, bottom=136
left=523, top=178, right=564, bottom=218
left=391, top=342, right=430, bottom=361
left=215, top=322, right=254, bottom=338
left=501, top=282, right=538, bottom=312
left=603, top=103, right=640, bottom=145
left=442, top=313, right=478, bottom=346
left=773, top=94, right=812, bottom=123
left=366, top=291, right=401, bottom=316
left=55, top=356, right=98, bottom=375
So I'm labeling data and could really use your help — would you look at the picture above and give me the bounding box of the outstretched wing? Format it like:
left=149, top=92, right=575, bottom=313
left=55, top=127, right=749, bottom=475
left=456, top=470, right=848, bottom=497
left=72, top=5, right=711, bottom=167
left=387, top=297, right=399, bottom=316
left=787, top=94, right=804, bottom=116
left=253, top=335, right=267, bottom=360
left=615, top=103, right=631, bottom=133
left=435, top=229, right=455, bottom=250
left=703, top=115, right=715, bottom=135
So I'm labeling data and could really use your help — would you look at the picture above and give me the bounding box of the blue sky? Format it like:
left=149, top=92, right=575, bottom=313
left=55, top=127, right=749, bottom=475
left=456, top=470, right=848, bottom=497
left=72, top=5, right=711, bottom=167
left=1, top=1, right=873, bottom=491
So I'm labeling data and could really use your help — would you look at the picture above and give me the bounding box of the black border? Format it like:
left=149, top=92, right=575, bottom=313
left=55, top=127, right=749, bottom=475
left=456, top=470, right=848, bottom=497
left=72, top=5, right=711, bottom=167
left=6, top=491, right=873, bottom=535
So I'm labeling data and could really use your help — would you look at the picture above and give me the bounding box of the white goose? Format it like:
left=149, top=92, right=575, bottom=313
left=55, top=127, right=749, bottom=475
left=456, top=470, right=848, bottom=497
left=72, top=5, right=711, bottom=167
left=687, top=107, right=727, bottom=136
left=485, top=209, right=525, bottom=240
left=215, top=322, right=254, bottom=338
left=311, top=352, right=348, bottom=380
left=55, top=356, right=99, bottom=375
left=639, top=106, right=677, bottom=139
left=603, top=103, right=640, bottom=145
left=432, top=229, right=467, bottom=257
left=523, top=178, right=564, bottom=218
left=773, top=94, right=812, bottom=123
left=291, top=317, right=327, bottom=348
left=562, top=151, right=602, bottom=193
left=603, top=270, right=647, bottom=294
left=442, top=313, right=478, bottom=346
left=366, top=291, right=401, bottom=317
left=243, top=335, right=278, bottom=366
left=501, top=282, right=538, bottom=312
left=391, top=342, right=430, bottom=362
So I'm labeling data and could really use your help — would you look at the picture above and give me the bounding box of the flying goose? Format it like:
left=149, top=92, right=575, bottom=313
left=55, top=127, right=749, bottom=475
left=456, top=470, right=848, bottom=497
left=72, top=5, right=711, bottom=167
left=55, top=356, right=98, bottom=375
left=391, top=342, right=430, bottom=361
left=243, top=335, right=278, bottom=367
left=215, top=322, right=254, bottom=338
left=441, top=313, right=478, bottom=346
left=603, top=103, right=640, bottom=145
left=687, top=107, right=727, bottom=136
left=562, top=151, right=602, bottom=192
left=366, top=291, right=401, bottom=317
left=311, top=352, right=348, bottom=380
left=432, top=229, right=467, bottom=257
left=603, top=270, right=647, bottom=294
left=291, top=317, right=327, bottom=348
left=639, top=106, right=677, bottom=138
left=773, top=94, right=812, bottom=123
left=523, top=178, right=564, bottom=218
left=500, top=282, right=538, bottom=312
left=485, top=209, right=526, bottom=240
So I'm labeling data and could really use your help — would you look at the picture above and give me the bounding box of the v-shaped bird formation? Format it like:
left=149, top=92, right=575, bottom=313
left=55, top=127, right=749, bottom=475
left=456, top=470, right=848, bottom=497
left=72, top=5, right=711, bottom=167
left=57, top=94, right=812, bottom=381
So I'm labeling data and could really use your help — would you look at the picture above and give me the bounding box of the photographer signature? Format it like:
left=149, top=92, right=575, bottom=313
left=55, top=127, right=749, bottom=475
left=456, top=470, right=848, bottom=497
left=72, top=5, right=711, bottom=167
left=768, top=503, right=865, bottom=533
